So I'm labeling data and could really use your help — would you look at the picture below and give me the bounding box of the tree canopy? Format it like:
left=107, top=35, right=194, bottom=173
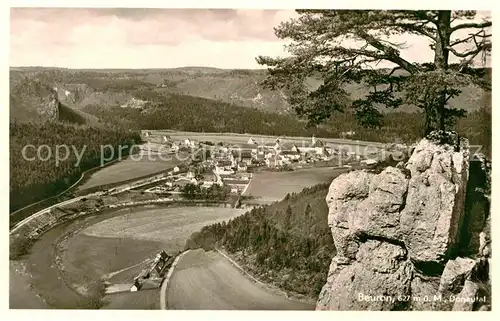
left=257, top=10, right=491, bottom=135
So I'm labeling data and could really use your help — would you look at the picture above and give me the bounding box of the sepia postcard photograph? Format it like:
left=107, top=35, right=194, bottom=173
left=7, top=0, right=493, bottom=314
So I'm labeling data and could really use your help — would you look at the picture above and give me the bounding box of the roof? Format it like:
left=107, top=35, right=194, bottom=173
left=217, top=160, right=233, bottom=166
left=238, top=162, right=247, bottom=167
left=262, top=142, right=278, bottom=148
left=281, top=143, right=298, bottom=150
left=224, top=179, right=249, bottom=185
left=238, top=144, right=258, bottom=149
left=312, top=140, right=324, bottom=147
left=281, top=150, right=300, bottom=155
left=232, top=150, right=253, bottom=158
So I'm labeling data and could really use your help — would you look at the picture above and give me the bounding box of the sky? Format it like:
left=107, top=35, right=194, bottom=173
left=9, top=8, right=492, bottom=69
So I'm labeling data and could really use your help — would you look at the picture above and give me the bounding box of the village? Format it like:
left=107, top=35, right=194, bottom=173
left=140, top=132, right=378, bottom=199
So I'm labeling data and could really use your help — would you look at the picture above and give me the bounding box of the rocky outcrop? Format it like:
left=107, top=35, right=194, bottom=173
left=10, top=78, right=60, bottom=122
left=317, top=132, right=491, bottom=311
left=401, top=135, right=469, bottom=265
left=36, top=88, right=60, bottom=121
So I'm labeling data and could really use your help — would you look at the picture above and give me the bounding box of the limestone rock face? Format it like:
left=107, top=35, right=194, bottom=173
left=317, top=240, right=412, bottom=310
left=36, top=88, right=60, bottom=122
left=451, top=280, right=479, bottom=311
left=316, top=132, right=490, bottom=311
left=400, top=137, right=469, bottom=264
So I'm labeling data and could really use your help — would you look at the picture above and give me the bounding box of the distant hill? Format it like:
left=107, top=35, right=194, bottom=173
left=9, top=66, right=491, bottom=115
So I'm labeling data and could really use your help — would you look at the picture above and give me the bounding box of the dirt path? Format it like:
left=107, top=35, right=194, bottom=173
left=166, top=249, right=314, bottom=310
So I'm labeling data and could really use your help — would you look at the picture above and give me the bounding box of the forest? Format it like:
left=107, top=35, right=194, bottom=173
left=185, top=183, right=334, bottom=298
left=82, top=90, right=491, bottom=156
left=10, top=121, right=141, bottom=211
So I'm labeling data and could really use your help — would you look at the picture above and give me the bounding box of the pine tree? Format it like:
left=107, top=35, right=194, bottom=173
left=256, top=10, right=491, bottom=135
left=284, top=204, right=293, bottom=230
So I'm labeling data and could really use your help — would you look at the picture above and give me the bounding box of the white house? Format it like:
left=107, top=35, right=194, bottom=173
left=265, top=154, right=284, bottom=167
left=183, top=138, right=198, bottom=148
left=237, top=162, right=248, bottom=171
left=280, top=150, right=301, bottom=161
left=170, top=142, right=180, bottom=152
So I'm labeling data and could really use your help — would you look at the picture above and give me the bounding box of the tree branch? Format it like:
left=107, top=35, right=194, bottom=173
left=356, top=30, right=420, bottom=74
left=447, top=43, right=490, bottom=58
left=391, top=22, right=437, bottom=41
left=451, top=20, right=492, bottom=32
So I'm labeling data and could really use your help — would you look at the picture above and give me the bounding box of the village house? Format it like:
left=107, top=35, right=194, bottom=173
left=237, top=162, right=248, bottom=171
left=260, top=139, right=280, bottom=151
left=163, top=135, right=172, bottom=143
left=281, top=143, right=300, bottom=153
left=281, top=150, right=301, bottom=162
left=214, top=160, right=234, bottom=175
left=231, top=150, right=253, bottom=166
left=238, top=143, right=259, bottom=154
left=247, top=137, right=258, bottom=145
left=183, top=138, right=198, bottom=149
left=266, top=154, right=284, bottom=167
left=170, top=142, right=180, bottom=152
left=297, top=136, right=326, bottom=155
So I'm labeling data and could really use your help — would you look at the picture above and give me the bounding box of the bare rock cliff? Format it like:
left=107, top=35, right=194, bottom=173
left=316, top=132, right=490, bottom=311
left=10, top=78, right=60, bottom=122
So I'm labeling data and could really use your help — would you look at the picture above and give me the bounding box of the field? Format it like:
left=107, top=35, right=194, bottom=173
left=166, top=249, right=314, bottom=310
left=148, top=130, right=387, bottom=149
left=77, top=153, right=183, bottom=192
left=13, top=205, right=246, bottom=309
left=244, top=167, right=347, bottom=202
left=83, top=206, right=246, bottom=247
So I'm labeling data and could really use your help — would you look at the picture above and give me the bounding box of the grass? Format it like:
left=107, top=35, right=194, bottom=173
left=148, top=130, right=387, bottom=148
left=243, top=167, right=346, bottom=202
left=166, top=249, right=314, bottom=310
left=76, top=155, right=183, bottom=191
left=15, top=205, right=247, bottom=309
left=82, top=206, right=246, bottom=248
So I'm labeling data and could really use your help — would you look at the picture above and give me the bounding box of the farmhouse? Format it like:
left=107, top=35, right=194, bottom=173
left=266, top=154, right=284, bottom=167
left=281, top=150, right=301, bottom=161
left=231, top=150, right=253, bottom=165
